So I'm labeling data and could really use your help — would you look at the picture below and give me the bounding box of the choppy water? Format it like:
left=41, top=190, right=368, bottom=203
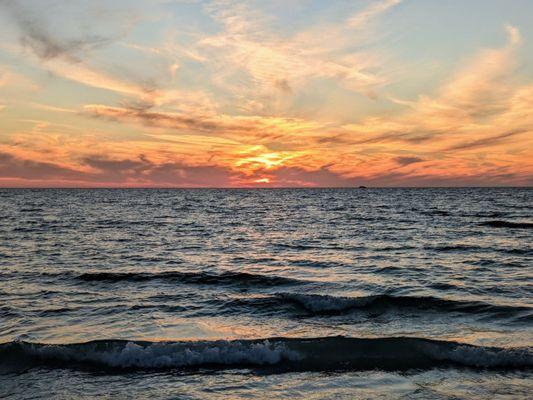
left=1, top=188, right=532, bottom=399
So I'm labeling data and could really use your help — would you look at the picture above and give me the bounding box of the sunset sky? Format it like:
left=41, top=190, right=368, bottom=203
left=0, top=0, right=532, bottom=187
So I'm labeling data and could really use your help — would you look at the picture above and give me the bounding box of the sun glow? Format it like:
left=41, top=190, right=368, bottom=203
left=0, top=1, right=531, bottom=187
left=234, top=147, right=303, bottom=175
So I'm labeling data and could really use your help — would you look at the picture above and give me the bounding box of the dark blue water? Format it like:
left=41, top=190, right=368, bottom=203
left=1, top=188, right=532, bottom=399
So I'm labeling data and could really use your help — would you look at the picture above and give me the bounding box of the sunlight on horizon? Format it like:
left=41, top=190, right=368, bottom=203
left=0, top=0, right=532, bottom=187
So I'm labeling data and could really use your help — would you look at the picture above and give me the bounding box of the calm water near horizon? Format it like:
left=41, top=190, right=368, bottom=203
left=1, top=188, right=532, bottom=399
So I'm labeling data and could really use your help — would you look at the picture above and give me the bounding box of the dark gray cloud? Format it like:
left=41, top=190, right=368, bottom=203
left=274, top=79, right=292, bottom=93
left=83, top=155, right=234, bottom=187
left=0, top=1, right=174, bottom=97
left=85, top=106, right=228, bottom=132
left=84, top=105, right=292, bottom=143
left=1, top=0, right=114, bottom=62
left=2, top=150, right=531, bottom=187
left=0, top=151, right=234, bottom=186
left=258, top=165, right=432, bottom=187
left=260, top=163, right=533, bottom=188
left=317, top=130, right=436, bottom=146
left=394, top=156, right=424, bottom=166
left=353, top=131, right=435, bottom=145
left=445, top=129, right=527, bottom=151
left=0, top=151, right=86, bottom=180
left=269, top=165, right=359, bottom=187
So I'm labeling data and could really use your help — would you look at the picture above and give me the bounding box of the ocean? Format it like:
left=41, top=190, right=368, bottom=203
left=0, top=188, right=531, bottom=399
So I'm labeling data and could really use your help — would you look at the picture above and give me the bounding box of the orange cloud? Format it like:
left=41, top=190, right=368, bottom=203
left=0, top=2, right=531, bottom=188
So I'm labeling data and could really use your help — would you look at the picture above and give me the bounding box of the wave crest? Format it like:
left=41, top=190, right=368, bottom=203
left=480, top=220, right=533, bottom=229
left=275, top=293, right=531, bottom=318
left=1, top=337, right=531, bottom=372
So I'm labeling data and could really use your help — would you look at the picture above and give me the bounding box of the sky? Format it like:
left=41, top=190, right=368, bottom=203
left=0, top=0, right=532, bottom=187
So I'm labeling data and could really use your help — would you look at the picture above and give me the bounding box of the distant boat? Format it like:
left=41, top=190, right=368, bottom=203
left=358, top=185, right=367, bottom=189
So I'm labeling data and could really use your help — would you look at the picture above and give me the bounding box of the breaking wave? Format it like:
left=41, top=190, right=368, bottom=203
left=1, top=337, right=531, bottom=372
left=272, top=293, right=532, bottom=318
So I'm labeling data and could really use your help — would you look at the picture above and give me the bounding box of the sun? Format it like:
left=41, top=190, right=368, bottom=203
left=253, top=178, right=271, bottom=184
left=235, top=152, right=287, bottom=170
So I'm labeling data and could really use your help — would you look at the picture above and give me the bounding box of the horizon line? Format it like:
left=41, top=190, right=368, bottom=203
left=0, top=186, right=531, bottom=190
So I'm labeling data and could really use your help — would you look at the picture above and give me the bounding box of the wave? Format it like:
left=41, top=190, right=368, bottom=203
left=425, top=244, right=484, bottom=252
left=1, top=337, right=530, bottom=372
left=286, top=259, right=349, bottom=269
left=203, top=293, right=532, bottom=323
left=421, top=209, right=451, bottom=216
left=76, top=271, right=303, bottom=287
left=0, top=306, right=19, bottom=318
left=502, top=248, right=533, bottom=255
left=272, top=243, right=351, bottom=251
left=373, top=245, right=418, bottom=252
left=18, top=207, right=44, bottom=213
left=480, top=220, right=533, bottom=229
left=269, top=293, right=532, bottom=319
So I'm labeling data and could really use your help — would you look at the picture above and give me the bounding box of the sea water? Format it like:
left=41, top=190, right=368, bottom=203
left=0, top=188, right=531, bottom=399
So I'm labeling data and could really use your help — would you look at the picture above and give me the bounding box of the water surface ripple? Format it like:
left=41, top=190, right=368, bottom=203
left=1, top=188, right=531, bottom=399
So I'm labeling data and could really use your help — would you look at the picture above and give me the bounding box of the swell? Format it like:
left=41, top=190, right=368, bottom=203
left=272, top=243, right=355, bottom=251
left=234, top=293, right=532, bottom=321
left=425, top=244, right=485, bottom=252
left=480, top=220, right=533, bottom=229
left=1, top=337, right=530, bottom=372
left=76, top=271, right=303, bottom=287
left=12, top=293, right=527, bottom=322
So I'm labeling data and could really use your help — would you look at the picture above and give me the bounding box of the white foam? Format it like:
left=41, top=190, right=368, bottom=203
left=11, top=337, right=533, bottom=370
left=26, top=340, right=301, bottom=368
left=430, top=343, right=533, bottom=368
left=280, top=293, right=372, bottom=312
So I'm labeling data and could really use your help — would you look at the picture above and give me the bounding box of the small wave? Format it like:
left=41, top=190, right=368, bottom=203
left=429, top=283, right=457, bottom=291
left=421, top=209, right=451, bottom=216
left=18, top=207, right=44, bottom=213
left=374, top=245, right=418, bottom=252
left=129, top=304, right=190, bottom=313
left=470, top=212, right=506, bottom=218
left=426, top=244, right=483, bottom=252
left=0, top=306, right=19, bottom=318
left=273, top=243, right=350, bottom=251
left=12, top=227, right=43, bottom=233
left=502, top=248, right=532, bottom=255
left=1, top=337, right=530, bottom=372
left=273, top=293, right=531, bottom=318
left=374, top=266, right=403, bottom=274
left=36, top=307, right=83, bottom=316
left=77, top=271, right=302, bottom=287
left=207, top=293, right=532, bottom=323
left=480, top=220, right=533, bottom=229
left=94, top=220, right=155, bottom=228
left=287, top=259, right=348, bottom=269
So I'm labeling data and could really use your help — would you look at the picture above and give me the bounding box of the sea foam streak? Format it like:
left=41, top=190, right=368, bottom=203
left=1, top=337, right=531, bottom=372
